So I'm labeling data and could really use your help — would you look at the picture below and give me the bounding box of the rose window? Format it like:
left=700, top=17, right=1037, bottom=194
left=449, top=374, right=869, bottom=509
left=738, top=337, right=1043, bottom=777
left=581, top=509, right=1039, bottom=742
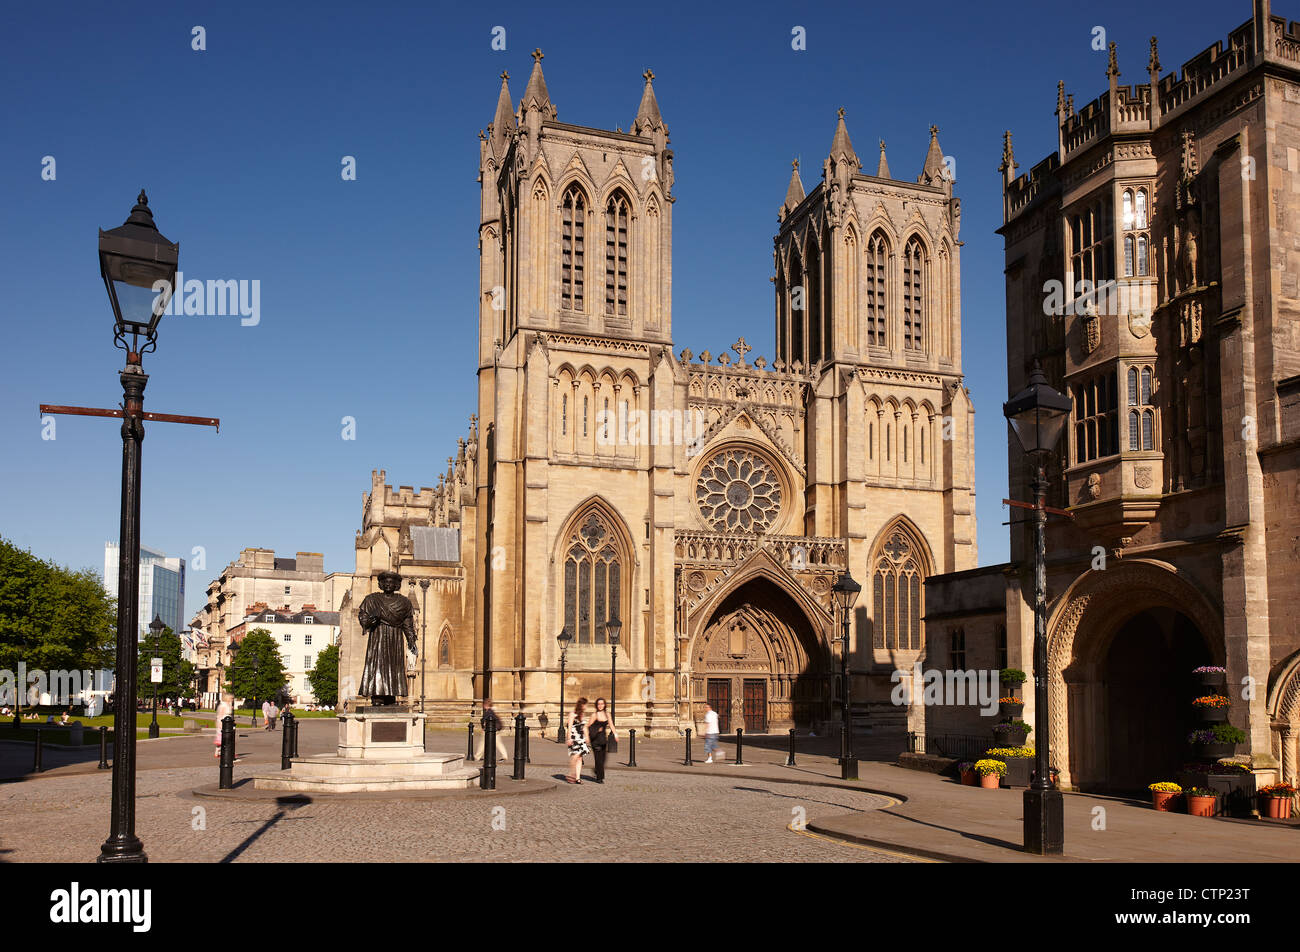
left=695, top=449, right=782, bottom=532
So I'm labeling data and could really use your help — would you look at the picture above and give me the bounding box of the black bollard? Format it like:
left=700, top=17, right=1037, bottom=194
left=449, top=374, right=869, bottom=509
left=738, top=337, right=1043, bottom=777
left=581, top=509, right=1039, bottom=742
left=627, top=728, right=637, bottom=767
left=524, top=722, right=531, bottom=764
left=466, top=720, right=475, bottom=762
left=512, top=713, right=526, bottom=781
left=290, top=714, right=300, bottom=759
left=98, top=725, right=110, bottom=769
left=33, top=729, right=44, bottom=773
left=218, top=715, right=235, bottom=789
left=280, top=711, right=295, bottom=770
left=684, top=727, right=693, bottom=766
left=786, top=728, right=797, bottom=766
left=480, top=716, right=497, bottom=790
left=733, top=728, right=744, bottom=765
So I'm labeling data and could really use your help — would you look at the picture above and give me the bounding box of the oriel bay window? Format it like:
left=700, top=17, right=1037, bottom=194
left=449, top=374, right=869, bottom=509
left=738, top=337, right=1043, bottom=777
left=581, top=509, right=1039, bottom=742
left=1069, top=195, right=1115, bottom=289
left=1121, top=186, right=1150, bottom=278
left=563, top=511, right=624, bottom=644
left=1127, top=365, right=1157, bottom=451
left=1073, top=370, right=1119, bottom=463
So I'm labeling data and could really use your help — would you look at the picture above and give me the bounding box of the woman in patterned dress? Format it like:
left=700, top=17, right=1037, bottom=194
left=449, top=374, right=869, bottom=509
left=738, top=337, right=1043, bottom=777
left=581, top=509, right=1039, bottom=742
left=566, top=697, right=590, bottom=784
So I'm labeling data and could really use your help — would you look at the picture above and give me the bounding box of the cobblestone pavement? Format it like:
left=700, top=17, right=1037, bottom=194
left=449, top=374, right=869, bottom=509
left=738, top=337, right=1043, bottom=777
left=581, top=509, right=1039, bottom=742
left=0, top=763, right=908, bottom=863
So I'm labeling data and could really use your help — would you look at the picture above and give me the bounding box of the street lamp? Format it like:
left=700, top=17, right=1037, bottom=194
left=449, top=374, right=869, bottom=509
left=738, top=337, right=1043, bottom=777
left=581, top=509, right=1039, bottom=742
left=147, top=615, right=164, bottom=739
left=98, top=191, right=178, bottom=865
left=556, top=627, right=572, bottom=742
left=419, top=579, right=430, bottom=712
left=1004, top=357, right=1072, bottom=856
left=605, top=616, right=622, bottom=753
left=830, top=571, right=861, bottom=780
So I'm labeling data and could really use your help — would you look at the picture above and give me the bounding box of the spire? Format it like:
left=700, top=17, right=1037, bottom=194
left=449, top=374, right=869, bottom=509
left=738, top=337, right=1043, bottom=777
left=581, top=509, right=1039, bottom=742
left=1147, top=36, right=1160, bottom=76
left=828, top=107, right=860, bottom=170
left=632, top=67, right=664, bottom=135
left=1107, top=41, right=1120, bottom=81
left=876, top=139, right=890, bottom=178
left=919, top=124, right=946, bottom=186
left=489, top=70, right=515, bottom=158
left=521, top=48, right=555, bottom=119
left=783, top=159, right=806, bottom=215
left=999, top=130, right=1018, bottom=187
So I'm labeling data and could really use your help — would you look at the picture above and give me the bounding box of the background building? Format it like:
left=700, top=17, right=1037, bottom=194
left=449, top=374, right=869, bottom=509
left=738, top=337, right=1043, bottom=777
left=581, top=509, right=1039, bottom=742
left=103, top=542, right=185, bottom=639
left=226, top=605, right=340, bottom=704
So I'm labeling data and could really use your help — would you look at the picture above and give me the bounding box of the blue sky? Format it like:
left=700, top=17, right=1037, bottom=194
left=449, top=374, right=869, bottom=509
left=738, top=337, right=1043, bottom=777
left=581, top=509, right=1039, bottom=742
left=0, top=0, right=1250, bottom=621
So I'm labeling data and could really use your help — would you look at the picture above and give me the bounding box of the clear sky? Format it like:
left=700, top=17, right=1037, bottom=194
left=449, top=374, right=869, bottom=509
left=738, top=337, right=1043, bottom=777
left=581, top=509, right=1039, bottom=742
left=0, top=0, right=1250, bottom=622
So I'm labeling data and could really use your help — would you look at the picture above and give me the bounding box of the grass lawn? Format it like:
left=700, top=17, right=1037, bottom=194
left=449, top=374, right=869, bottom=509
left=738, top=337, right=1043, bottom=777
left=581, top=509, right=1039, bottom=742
left=68, top=713, right=191, bottom=729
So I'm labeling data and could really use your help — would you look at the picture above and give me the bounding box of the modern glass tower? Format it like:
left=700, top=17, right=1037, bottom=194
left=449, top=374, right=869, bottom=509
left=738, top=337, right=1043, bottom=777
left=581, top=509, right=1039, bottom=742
left=103, top=542, right=186, bottom=639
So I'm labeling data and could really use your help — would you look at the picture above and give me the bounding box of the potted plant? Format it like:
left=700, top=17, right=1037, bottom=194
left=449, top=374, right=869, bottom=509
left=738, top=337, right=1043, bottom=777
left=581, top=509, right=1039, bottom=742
left=998, top=695, right=1024, bottom=719
left=974, top=759, right=1006, bottom=789
left=1191, top=695, right=1231, bottom=724
left=1185, top=787, right=1219, bottom=817
left=992, top=719, right=1032, bottom=748
left=1187, top=723, right=1246, bottom=760
left=1000, top=669, right=1027, bottom=695
left=958, top=761, right=976, bottom=785
left=1148, top=782, right=1182, bottom=812
left=1257, top=782, right=1296, bottom=819
left=985, top=746, right=1035, bottom=788
left=1193, top=665, right=1226, bottom=689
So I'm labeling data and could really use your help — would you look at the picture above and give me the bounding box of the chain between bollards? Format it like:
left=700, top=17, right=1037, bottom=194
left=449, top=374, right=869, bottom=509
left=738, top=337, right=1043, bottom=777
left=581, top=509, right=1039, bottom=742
left=627, top=728, right=637, bottom=767
left=466, top=719, right=475, bottom=762
left=512, top=713, right=526, bottom=781
left=480, top=716, right=497, bottom=790
left=684, top=727, right=693, bottom=766
left=33, top=728, right=44, bottom=773
left=98, top=725, right=110, bottom=769
left=280, top=710, right=295, bottom=770
left=733, top=727, right=744, bottom=765
left=218, top=715, right=235, bottom=789
left=786, top=727, right=796, bottom=766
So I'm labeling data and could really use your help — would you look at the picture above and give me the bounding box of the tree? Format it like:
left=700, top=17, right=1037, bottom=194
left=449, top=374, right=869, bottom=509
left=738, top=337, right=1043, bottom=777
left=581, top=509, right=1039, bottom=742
left=0, top=537, right=116, bottom=675
left=135, top=625, right=195, bottom=701
left=306, top=643, right=339, bottom=705
left=227, top=628, right=288, bottom=707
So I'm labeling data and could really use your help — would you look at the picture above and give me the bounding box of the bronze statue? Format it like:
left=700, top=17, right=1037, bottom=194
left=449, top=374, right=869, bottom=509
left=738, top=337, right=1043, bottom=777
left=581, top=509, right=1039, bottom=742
left=357, top=570, right=417, bottom=706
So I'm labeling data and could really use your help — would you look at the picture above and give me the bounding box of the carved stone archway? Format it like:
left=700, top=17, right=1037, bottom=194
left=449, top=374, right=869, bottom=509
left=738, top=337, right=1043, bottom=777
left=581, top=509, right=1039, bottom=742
left=1267, top=652, right=1300, bottom=786
left=1045, top=559, right=1223, bottom=789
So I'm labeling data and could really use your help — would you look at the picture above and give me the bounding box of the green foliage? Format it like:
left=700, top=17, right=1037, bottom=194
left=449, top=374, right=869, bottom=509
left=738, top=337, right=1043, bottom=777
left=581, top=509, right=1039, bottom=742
left=226, top=628, right=288, bottom=704
left=999, top=668, right=1027, bottom=685
left=0, top=537, right=116, bottom=673
left=135, top=625, right=195, bottom=700
left=306, top=643, right=339, bottom=705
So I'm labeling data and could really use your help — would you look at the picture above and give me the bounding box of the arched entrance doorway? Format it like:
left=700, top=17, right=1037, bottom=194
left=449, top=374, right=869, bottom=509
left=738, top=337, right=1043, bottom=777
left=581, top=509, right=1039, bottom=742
left=1100, top=609, right=1212, bottom=793
left=689, top=577, right=830, bottom=733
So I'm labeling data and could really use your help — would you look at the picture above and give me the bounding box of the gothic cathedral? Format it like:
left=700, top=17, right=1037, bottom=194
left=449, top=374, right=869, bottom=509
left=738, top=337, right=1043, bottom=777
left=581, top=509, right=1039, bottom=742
left=338, top=50, right=977, bottom=736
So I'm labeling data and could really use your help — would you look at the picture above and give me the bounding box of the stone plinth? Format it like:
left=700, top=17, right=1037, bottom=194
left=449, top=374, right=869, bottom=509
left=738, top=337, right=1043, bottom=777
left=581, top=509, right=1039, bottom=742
left=252, top=710, right=478, bottom=793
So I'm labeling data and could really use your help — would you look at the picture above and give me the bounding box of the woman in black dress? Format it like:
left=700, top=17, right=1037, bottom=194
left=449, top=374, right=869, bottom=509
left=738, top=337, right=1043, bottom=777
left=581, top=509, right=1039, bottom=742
left=566, top=697, right=590, bottom=784
left=585, top=697, right=618, bottom=784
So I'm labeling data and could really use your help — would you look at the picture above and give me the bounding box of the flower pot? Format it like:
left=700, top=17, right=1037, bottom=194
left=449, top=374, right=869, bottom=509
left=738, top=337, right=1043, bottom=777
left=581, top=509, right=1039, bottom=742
left=1194, top=707, right=1228, bottom=724
left=1195, top=671, right=1226, bottom=689
left=960, top=769, right=976, bottom=786
left=978, top=772, right=1000, bottom=789
left=1262, top=797, right=1293, bottom=819
left=1193, top=741, right=1234, bottom=760
left=1151, top=791, right=1179, bottom=812
left=1186, top=794, right=1218, bottom=817
left=993, top=729, right=1028, bottom=748
left=998, top=702, right=1024, bottom=719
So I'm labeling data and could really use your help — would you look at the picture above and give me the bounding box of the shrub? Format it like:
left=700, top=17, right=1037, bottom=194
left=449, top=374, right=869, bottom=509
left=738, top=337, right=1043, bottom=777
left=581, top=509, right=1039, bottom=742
left=974, top=758, right=1007, bottom=777
left=999, top=668, right=1027, bottom=685
left=1148, top=782, right=1182, bottom=793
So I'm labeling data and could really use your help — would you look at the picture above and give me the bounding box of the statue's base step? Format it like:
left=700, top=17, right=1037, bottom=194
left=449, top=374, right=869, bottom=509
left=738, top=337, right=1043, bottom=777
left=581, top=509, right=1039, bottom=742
left=252, top=753, right=479, bottom=793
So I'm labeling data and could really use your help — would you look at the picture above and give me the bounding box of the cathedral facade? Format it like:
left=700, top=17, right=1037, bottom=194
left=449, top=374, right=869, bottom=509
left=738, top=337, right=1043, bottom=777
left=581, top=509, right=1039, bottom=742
left=339, top=50, right=976, bottom=735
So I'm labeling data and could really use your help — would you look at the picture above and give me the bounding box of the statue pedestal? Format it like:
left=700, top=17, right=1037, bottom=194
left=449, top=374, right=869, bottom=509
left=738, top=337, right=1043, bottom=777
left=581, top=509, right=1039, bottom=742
left=253, top=710, right=479, bottom=794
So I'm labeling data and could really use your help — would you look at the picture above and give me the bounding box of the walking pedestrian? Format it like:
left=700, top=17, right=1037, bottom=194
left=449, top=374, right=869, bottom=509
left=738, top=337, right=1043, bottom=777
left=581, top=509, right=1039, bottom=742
left=565, top=697, right=590, bottom=784
left=267, top=700, right=279, bottom=731
left=472, top=698, right=509, bottom=762
left=702, top=701, right=721, bottom=764
left=585, top=697, right=617, bottom=784
left=261, top=699, right=272, bottom=731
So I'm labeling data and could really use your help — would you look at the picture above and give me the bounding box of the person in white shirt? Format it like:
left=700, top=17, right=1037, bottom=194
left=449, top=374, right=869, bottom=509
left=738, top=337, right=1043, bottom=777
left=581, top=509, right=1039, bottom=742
left=702, top=702, right=721, bottom=764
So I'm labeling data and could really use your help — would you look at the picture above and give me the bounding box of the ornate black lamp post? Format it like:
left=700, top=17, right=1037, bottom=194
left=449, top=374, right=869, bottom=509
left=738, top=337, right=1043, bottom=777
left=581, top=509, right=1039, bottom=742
left=215, top=659, right=224, bottom=709
left=1004, top=358, right=1072, bottom=856
left=97, top=191, right=179, bottom=865
left=419, top=579, right=430, bottom=711
left=556, top=627, right=572, bottom=742
left=605, top=615, right=622, bottom=752
left=830, top=571, right=861, bottom=780
left=147, top=615, right=164, bottom=738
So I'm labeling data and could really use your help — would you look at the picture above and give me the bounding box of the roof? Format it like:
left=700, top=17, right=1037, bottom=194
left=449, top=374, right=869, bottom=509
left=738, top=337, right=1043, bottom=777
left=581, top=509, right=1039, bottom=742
left=412, top=526, right=460, bottom=562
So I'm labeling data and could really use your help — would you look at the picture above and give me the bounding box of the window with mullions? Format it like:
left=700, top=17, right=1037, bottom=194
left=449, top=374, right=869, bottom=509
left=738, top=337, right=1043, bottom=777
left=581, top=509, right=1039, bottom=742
left=949, top=627, right=966, bottom=670
left=604, top=192, right=629, bottom=316
left=1121, top=187, right=1150, bottom=278
left=903, top=238, right=925, bottom=351
left=1073, top=370, right=1119, bottom=463
left=562, top=511, right=623, bottom=644
left=1127, top=365, right=1157, bottom=451
left=1069, top=195, right=1115, bottom=287
left=561, top=186, right=587, bottom=311
left=866, top=231, right=889, bottom=347
left=871, top=529, right=923, bottom=650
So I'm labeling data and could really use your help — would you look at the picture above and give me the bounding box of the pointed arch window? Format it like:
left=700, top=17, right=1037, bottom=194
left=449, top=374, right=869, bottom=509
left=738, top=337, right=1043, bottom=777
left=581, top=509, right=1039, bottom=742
left=1121, top=186, right=1150, bottom=278
left=789, top=249, right=805, bottom=367
left=866, top=232, right=888, bottom=347
left=563, top=510, right=624, bottom=644
left=605, top=192, right=630, bottom=316
left=871, top=527, right=925, bottom=650
left=903, top=238, right=925, bottom=351
left=438, top=630, right=451, bottom=667
left=562, top=185, right=587, bottom=311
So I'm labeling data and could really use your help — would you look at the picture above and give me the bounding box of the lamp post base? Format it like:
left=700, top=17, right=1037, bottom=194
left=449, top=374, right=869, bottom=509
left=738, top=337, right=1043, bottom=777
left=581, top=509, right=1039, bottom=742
left=1023, top=787, right=1064, bottom=855
left=840, top=757, right=858, bottom=781
left=97, top=836, right=148, bottom=864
